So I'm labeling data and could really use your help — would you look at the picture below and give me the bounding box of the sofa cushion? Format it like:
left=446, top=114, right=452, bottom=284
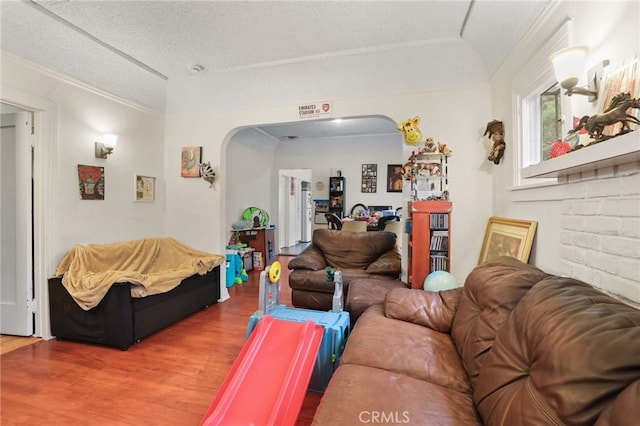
left=312, top=364, right=482, bottom=426
left=451, top=257, right=549, bottom=389
left=345, top=278, right=407, bottom=326
left=385, top=287, right=462, bottom=333
left=595, top=379, right=640, bottom=425
left=287, top=245, right=327, bottom=271
left=288, top=269, right=380, bottom=294
left=340, top=305, right=472, bottom=393
left=365, top=248, right=401, bottom=275
left=475, top=277, right=640, bottom=425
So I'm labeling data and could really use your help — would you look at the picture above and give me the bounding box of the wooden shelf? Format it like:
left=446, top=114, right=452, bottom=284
left=237, top=228, right=276, bottom=267
left=522, top=130, right=640, bottom=179
left=329, top=177, right=345, bottom=218
left=407, top=201, right=452, bottom=289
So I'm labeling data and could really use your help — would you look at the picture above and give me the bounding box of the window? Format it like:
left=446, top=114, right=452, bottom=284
left=540, top=83, right=563, bottom=161
left=512, top=20, right=572, bottom=186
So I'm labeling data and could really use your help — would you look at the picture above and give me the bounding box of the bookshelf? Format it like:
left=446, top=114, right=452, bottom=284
left=329, top=176, right=345, bottom=218
left=408, top=200, right=452, bottom=289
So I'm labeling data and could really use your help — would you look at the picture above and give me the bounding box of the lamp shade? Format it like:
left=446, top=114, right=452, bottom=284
left=102, top=133, right=118, bottom=149
left=550, top=46, right=588, bottom=90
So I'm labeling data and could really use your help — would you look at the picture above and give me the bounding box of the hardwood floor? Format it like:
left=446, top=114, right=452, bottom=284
left=279, top=242, right=311, bottom=256
left=0, top=335, right=42, bottom=355
left=0, top=256, right=322, bottom=425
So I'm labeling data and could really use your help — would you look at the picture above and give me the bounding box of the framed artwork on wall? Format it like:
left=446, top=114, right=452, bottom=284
left=387, top=164, right=402, bottom=192
left=478, top=217, right=537, bottom=264
left=77, top=164, right=105, bottom=200
left=135, top=174, right=156, bottom=202
left=181, top=146, right=202, bottom=177
left=361, top=163, right=377, bottom=193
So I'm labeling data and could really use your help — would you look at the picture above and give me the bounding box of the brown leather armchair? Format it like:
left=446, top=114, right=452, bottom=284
left=288, top=229, right=401, bottom=310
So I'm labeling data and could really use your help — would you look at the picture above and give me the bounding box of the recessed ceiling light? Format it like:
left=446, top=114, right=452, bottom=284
left=188, top=64, right=205, bottom=74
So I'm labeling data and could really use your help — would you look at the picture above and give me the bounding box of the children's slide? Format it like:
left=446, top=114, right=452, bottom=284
left=200, top=315, right=324, bottom=426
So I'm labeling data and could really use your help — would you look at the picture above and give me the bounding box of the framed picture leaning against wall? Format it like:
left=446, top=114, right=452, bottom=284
left=478, top=217, right=537, bottom=264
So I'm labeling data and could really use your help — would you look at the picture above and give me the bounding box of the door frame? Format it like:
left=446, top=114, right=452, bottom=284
left=1, top=111, right=32, bottom=335
left=277, top=169, right=312, bottom=250
left=2, top=87, right=57, bottom=339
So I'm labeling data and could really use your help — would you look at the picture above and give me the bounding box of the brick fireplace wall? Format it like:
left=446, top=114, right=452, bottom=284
left=560, top=161, right=640, bottom=306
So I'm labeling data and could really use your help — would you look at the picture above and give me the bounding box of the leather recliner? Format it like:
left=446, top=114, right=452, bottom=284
left=287, top=229, right=402, bottom=311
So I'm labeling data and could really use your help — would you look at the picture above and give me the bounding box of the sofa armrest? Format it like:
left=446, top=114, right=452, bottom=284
left=287, top=246, right=327, bottom=271
left=365, top=248, right=401, bottom=275
left=384, top=287, right=462, bottom=332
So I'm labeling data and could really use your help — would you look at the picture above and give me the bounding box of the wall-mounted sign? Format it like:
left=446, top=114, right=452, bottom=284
left=298, top=101, right=332, bottom=119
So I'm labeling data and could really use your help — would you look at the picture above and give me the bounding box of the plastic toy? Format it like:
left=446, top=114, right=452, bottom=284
left=331, top=271, right=343, bottom=313
left=258, top=261, right=282, bottom=316
left=424, top=270, right=458, bottom=291
left=550, top=140, right=572, bottom=158
left=325, top=266, right=335, bottom=282
left=397, top=116, right=423, bottom=146
left=200, top=316, right=323, bottom=426
left=225, top=251, right=244, bottom=287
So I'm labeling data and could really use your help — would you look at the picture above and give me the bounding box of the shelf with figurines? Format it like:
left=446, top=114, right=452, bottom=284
left=400, top=137, right=452, bottom=201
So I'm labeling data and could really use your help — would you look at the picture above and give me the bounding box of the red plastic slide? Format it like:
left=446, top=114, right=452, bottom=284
left=201, top=315, right=324, bottom=426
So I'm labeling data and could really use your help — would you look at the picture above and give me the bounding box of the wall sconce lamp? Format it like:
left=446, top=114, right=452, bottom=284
left=550, top=46, right=608, bottom=102
left=95, top=133, right=118, bottom=158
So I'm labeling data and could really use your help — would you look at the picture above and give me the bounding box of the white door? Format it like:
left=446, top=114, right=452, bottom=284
left=1, top=111, right=33, bottom=336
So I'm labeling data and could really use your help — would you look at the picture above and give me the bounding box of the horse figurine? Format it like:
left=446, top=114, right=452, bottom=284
left=573, top=92, right=640, bottom=141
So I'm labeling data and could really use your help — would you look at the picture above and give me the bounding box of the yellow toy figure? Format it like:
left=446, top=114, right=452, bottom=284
left=397, top=116, right=423, bottom=146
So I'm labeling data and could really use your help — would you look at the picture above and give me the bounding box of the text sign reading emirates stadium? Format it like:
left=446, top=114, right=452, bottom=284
left=298, top=102, right=332, bottom=119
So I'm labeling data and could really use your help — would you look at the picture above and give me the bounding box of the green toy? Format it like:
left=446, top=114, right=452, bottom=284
left=325, top=266, right=335, bottom=282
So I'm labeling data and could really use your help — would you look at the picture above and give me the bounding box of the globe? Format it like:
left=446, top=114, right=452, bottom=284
left=423, top=271, right=458, bottom=292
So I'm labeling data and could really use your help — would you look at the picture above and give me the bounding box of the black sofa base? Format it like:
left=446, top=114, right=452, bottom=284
left=48, top=266, right=220, bottom=350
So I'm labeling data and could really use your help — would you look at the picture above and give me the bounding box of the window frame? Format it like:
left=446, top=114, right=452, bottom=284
left=512, top=20, right=574, bottom=187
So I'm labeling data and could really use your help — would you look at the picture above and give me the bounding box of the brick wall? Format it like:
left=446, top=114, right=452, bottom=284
left=559, top=161, right=640, bottom=306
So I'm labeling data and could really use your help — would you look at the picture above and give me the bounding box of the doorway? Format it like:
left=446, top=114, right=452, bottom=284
left=0, top=91, right=56, bottom=340
left=1, top=106, right=33, bottom=336
left=277, top=169, right=312, bottom=251
left=224, top=115, right=401, bottom=259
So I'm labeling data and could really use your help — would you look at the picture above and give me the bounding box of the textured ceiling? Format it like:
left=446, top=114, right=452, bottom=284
left=1, top=0, right=550, bottom=137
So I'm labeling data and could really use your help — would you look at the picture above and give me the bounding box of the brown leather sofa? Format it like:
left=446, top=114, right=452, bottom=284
left=288, top=229, right=402, bottom=311
left=312, top=257, right=640, bottom=425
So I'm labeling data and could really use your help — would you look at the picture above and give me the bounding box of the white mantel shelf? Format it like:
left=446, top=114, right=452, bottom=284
left=522, top=130, right=640, bottom=179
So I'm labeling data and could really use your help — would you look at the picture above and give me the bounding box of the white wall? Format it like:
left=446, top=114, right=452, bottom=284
left=1, top=53, right=166, bottom=264
left=275, top=133, right=404, bottom=232
left=225, top=127, right=277, bottom=235
left=164, top=84, right=493, bottom=285
left=490, top=1, right=640, bottom=304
